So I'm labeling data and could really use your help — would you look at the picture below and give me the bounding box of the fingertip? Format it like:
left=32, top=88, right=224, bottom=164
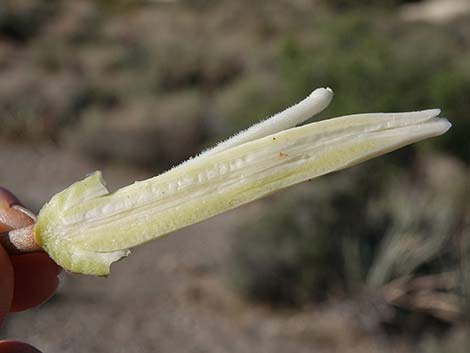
left=0, top=340, right=42, bottom=353
left=0, top=245, right=14, bottom=326
left=0, top=188, right=35, bottom=232
left=9, top=253, right=60, bottom=312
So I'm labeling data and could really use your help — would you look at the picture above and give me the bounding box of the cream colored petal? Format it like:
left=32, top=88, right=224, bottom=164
left=35, top=105, right=450, bottom=275
left=200, top=87, right=333, bottom=158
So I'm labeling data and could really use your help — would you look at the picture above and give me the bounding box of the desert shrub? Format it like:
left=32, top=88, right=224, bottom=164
left=93, top=0, right=146, bottom=13
left=0, top=0, right=61, bottom=42
left=324, top=0, right=423, bottom=11
left=66, top=90, right=208, bottom=169
left=211, top=74, right=290, bottom=140
left=145, top=39, right=243, bottom=94
left=276, top=13, right=470, bottom=162
left=324, top=0, right=424, bottom=10
left=419, top=327, right=470, bottom=353
left=0, top=68, right=88, bottom=141
left=229, top=184, right=344, bottom=306
left=1, top=0, right=467, bottom=168
left=429, top=68, right=470, bottom=162
left=180, top=0, right=219, bottom=11
left=213, top=9, right=470, bottom=167
left=228, top=160, right=392, bottom=306
left=228, top=155, right=468, bottom=316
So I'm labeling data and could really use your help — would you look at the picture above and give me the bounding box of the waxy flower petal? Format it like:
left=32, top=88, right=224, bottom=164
left=34, top=89, right=451, bottom=275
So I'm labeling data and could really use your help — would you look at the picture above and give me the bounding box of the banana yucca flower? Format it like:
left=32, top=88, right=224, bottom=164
left=27, top=88, right=450, bottom=275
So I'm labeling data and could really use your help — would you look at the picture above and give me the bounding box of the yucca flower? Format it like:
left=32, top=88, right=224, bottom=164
left=6, top=88, right=451, bottom=275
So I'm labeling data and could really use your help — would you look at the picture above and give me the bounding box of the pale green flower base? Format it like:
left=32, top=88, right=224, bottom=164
left=35, top=88, right=451, bottom=275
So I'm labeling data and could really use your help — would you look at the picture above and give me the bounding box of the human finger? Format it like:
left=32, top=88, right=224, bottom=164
left=0, top=188, right=34, bottom=233
left=0, top=245, right=14, bottom=326
left=0, top=340, right=42, bottom=353
left=9, top=253, right=60, bottom=312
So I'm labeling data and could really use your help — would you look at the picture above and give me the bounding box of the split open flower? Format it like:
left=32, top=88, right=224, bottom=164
left=27, top=88, right=450, bottom=275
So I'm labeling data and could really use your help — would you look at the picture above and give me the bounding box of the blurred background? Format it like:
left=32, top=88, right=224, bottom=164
left=0, top=0, right=469, bottom=352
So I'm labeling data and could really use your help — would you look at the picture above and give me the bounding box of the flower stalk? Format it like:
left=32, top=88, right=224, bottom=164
left=33, top=88, right=451, bottom=275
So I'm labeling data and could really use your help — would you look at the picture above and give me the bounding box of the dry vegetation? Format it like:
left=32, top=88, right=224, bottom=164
left=0, top=0, right=469, bottom=352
